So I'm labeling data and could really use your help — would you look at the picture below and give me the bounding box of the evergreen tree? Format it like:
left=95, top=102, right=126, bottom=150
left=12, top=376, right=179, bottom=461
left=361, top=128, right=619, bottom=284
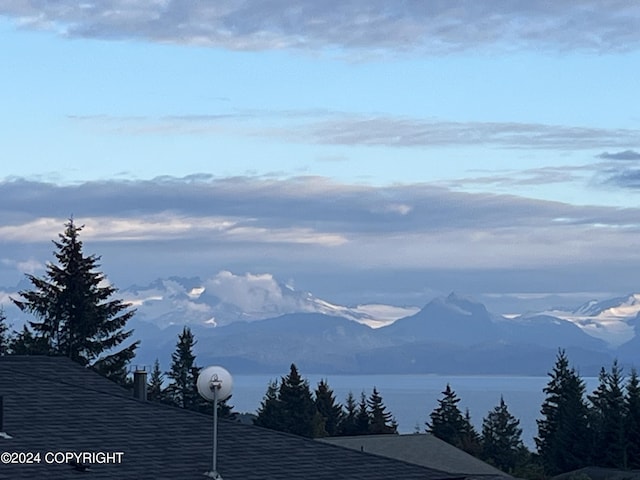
left=535, top=349, right=590, bottom=476
left=8, top=324, right=49, bottom=355
left=254, top=380, right=282, bottom=430
left=148, top=358, right=167, bottom=403
left=315, top=379, right=343, bottom=437
left=338, top=391, right=359, bottom=436
left=481, top=396, right=527, bottom=473
left=588, top=361, right=625, bottom=468
left=355, top=391, right=371, bottom=435
left=460, top=408, right=482, bottom=457
left=217, top=395, right=236, bottom=420
left=367, top=387, right=397, bottom=434
left=166, top=326, right=200, bottom=410
left=277, top=364, right=318, bottom=438
left=624, top=368, right=640, bottom=469
left=427, top=384, right=466, bottom=448
left=11, top=219, right=138, bottom=382
left=0, top=308, right=11, bottom=355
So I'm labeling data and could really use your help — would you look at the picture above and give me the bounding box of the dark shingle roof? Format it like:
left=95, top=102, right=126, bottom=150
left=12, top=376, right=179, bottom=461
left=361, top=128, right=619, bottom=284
left=0, top=356, right=458, bottom=479
left=320, top=434, right=512, bottom=478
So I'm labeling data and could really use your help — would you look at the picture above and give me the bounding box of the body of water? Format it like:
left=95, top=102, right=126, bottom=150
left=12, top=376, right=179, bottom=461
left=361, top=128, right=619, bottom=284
left=229, top=374, right=600, bottom=448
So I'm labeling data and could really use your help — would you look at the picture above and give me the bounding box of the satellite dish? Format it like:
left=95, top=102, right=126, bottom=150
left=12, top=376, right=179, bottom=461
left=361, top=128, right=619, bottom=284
left=197, top=366, right=233, bottom=402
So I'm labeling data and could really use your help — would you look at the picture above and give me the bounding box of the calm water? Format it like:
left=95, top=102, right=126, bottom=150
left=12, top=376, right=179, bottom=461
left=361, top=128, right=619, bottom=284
left=230, top=374, right=599, bottom=448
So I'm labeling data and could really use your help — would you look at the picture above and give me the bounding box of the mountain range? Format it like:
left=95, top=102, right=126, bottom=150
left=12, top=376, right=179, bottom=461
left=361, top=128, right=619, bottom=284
left=3, top=273, right=639, bottom=375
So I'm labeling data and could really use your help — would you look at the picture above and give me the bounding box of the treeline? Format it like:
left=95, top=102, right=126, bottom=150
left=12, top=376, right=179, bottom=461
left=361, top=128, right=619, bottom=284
left=536, top=350, right=640, bottom=475
left=255, top=352, right=640, bottom=479
left=427, top=350, right=640, bottom=478
left=426, top=382, right=530, bottom=475
left=250, top=363, right=529, bottom=474
left=253, top=363, right=397, bottom=438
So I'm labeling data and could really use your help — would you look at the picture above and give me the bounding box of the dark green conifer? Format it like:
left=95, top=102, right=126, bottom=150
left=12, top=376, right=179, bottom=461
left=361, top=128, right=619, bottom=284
left=355, top=391, right=371, bottom=435
left=0, top=308, right=10, bottom=355
left=624, top=368, right=640, bottom=469
left=277, top=363, right=318, bottom=438
left=147, top=358, right=167, bottom=403
left=166, top=326, right=200, bottom=409
left=460, top=408, right=482, bottom=457
left=254, top=380, right=282, bottom=430
left=338, top=391, right=359, bottom=436
left=427, top=383, right=466, bottom=447
left=11, top=219, right=138, bottom=383
left=8, top=324, right=49, bottom=355
left=315, top=379, right=343, bottom=437
left=535, top=349, right=590, bottom=475
left=588, top=361, right=625, bottom=468
left=367, top=387, right=397, bottom=434
left=481, top=396, right=527, bottom=473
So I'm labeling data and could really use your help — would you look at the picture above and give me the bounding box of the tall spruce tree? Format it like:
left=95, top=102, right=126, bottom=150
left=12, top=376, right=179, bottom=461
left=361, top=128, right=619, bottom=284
left=588, top=361, right=625, bottom=468
left=254, top=380, right=282, bottom=430
left=460, top=408, right=482, bottom=457
left=481, top=396, right=527, bottom=473
left=338, top=391, right=359, bottom=436
left=148, top=358, right=167, bottom=403
left=277, top=364, right=319, bottom=438
left=535, top=349, right=590, bottom=476
left=11, top=219, right=138, bottom=383
left=166, top=326, right=201, bottom=410
left=356, top=391, right=371, bottom=435
left=0, top=308, right=10, bottom=355
left=315, top=379, right=343, bottom=437
left=624, top=368, right=640, bottom=469
left=367, top=387, right=397, bottom=434
left=427, top=384, right=466, bottom=448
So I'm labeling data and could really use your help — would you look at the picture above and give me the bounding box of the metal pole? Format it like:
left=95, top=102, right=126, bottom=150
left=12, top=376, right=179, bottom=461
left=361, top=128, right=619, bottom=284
left=213, top=386, right=218, bottom=477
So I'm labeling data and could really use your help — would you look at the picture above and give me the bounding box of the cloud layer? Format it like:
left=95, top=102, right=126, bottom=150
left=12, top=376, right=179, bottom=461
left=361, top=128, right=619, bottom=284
left=71, top=112, right=640, bottom=151
left=3, top=1, right=640, bottom=54
left=1, top=175, right=640, bottom=305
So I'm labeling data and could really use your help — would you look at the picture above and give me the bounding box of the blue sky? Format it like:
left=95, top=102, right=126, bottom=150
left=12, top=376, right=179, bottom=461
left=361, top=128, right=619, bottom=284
left=1, top=2, right=640, bottom=312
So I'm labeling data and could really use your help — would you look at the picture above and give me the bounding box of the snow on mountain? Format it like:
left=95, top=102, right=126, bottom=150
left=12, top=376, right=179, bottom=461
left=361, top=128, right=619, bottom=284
left=121, top=271, right=417, bottom=329
left=542, top=294, right=640, bottom=347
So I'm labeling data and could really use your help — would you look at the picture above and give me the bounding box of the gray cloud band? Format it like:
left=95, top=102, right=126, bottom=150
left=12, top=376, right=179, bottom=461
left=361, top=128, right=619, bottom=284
left=2, top=1, right=639, bottom=54
left=69, top=113, right=640, bottom=151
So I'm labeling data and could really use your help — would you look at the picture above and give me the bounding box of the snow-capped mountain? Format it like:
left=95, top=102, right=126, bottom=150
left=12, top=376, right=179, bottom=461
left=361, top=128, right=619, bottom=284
left=121, top=272, right=418, bottom=329
left=541, top=294, right=640, bottom=347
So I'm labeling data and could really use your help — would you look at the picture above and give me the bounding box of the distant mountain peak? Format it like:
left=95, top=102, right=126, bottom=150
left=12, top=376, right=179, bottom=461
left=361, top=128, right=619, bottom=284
left=119, top=272, right=417, bottom=329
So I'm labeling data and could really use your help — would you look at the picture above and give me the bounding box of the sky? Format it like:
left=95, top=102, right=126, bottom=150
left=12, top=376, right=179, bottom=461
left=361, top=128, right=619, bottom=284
left=1, top=1, right=640, bottom=313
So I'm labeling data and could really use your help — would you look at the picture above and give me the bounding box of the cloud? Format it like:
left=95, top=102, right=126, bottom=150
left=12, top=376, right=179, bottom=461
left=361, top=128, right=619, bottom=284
left=597, top=150, right=640, bottom=161
left=2, top=1, right=640, bottom=54
left=603, top=169, right=640, bottom=189
left=70, top=112, right=640, bottom=151
left=302, top=117, right=640, bottom=150
left=205, top=271, right=295, bottom=314
left=0, top=258, right=45, bottom=277
left=3, top=175, right=640, bottom=306
left=447, top=165, right=595, bottom=189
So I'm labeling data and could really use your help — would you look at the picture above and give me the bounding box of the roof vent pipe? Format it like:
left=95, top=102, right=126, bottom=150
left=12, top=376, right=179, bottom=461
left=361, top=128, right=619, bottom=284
left=133, top=367, right=147, bottom=401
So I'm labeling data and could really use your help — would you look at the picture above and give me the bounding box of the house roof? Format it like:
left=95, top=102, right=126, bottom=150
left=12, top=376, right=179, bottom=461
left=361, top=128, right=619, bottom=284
left=552, top=467, right=640, bottom=480
left=0, top=356, right=461, bottom=480
left=319, top=434, right=511, bottom=479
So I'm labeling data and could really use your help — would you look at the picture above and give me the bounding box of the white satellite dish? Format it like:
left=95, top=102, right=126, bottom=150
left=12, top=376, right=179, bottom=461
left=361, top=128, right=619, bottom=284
left=197, top=366, right=233, bottom=402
